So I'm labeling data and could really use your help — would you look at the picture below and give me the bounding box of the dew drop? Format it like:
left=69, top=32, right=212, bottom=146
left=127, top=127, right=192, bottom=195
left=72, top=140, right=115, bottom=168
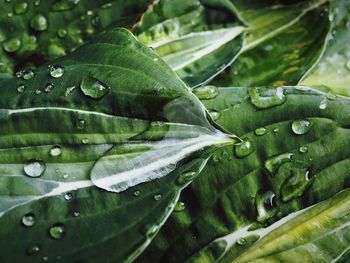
left=281, top=168, right=310, bottom=202
left=73, top=211, right=80, bottom=217
left=80, top=76, right=110, bottom=99
left=208, top=110, right=220, bottom=121
left=50, top=145, right=62, bottom=157
left=30, top=14, right=48, bottom=31
left=13, top=1, right=29, bottom=14
left=236, top=238, right=247, bottom=246
left=22, top=213, right=36, bottom=227
left=146, top=225, right=159, bottom=238
left=81, top=138, right=89, bottom=144
left=51, top=0, right=80, bottom=11
left=42, top=256, right=49, bottom=261
left=235, top=139, right=254, bottom=158
left=273, top=128, right=279, bottom=133
left=62, top=173, right=69, bottom=179
left=299, top=146, right=308, bottom=153
left=35, top=89, right=42, bottom=94
left=76, top=119, right=86, bottom=130
left=65, top=85, right=75, bottom=96
left=101, top=2, right=112, bottom=8
left=26, top=245, right=40, bottom=255
left=49, top=64, right=65, bottom=78
left=291, top=119, right=312, bottom=135
left=57, top=28, right=68, bottom=38
left=22, top=69, right=34, bottom=80
left=177, top=171, right=196, bottom=185
left=319, top=99, right=327, bottom=110
left=255, top=190, right=277, bottom=223
left=254, top=127, right=267, bottom=136
left=249, top=87, right=286, bottom=109
left=174, top=201, right=185, bottom=212
left=154, top=194, right=162, bottom=201
left=2, top=36, right=22, bottom=53
left=192, top=85, right=219, bottom=100
left=49, top=224, right=65, bottom=239
left=133, top=190, right=140, bottom=197
left=17, top=84, right=25, bottom=93
left=265, top=153, right=293, bottom=175
left=44, top=83, right=55, bottom=93
left=24, top=160, right=46, bottom=178
left=64, top=193, right=72, bottom=201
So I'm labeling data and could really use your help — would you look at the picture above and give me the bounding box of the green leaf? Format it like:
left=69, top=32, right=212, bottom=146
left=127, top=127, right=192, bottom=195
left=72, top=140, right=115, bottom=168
left=0, top=28, right=237, bottom=262
left=139, top=86, right=350, bottom=262
left=134, top=0, right=245, bottom=87
left=0, top=0, right=150, bottom=77
left=211, top=0, right=329, bottom=87
left=301, top=0, right=350, bottom=96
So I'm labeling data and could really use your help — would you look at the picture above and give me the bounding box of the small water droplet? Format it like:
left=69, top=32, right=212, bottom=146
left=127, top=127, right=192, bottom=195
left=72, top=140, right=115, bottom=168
left=255, top=190, right=277, bottom=223
left=235, top=139, right=254, bottom=158
left=101, top=2, right=112, bottom=8
left=22, top=213, right=36, bottom=227
left=299, top=146, right=308, bottom=153
left=174, top=201, right=185, bottom=212
left=2, top=36, right=22, bottom=53
left=42, top=256, right=49, bottom=261
left=34, top=0, right=40, bottom=6
left=62, top=173, right=69, bottom=179
left=13, top=1, right=29, bottom=14
left=319, top=99, right=327, bottom=110
left=208, top=110, right=220, bottom=121
left=57, top=28, right=68, bottom=38
left=64, top=193, right=72, bottom=201
left=76, top=119, right=86, bottom=130
left=36, top=89, right=42, bottom=94
left=254, top=127, right=267, bottom=136
left=24, top=160, right=46, bottom=178
left=7, top=12, right=13, bottom=17
left=192, top=85, right=219, bottom=100
left=22, top=69, right=34, bottom=80
left=154, top=194, right=162, bottom=201
left=26, top=245, right=40, bottom=255
left=273, top=128, right=279, bottom=133
left=249, top=87, right=286, bottom=109
left=51, top=0, right=80, bottom=11
left=281, top=168, right=310, bottom=202
left=17, top=84, right=25, bottom=93
left=80, top=76, right=110, bottom=99
left=44, top=83, right=55, bottom=93
left=65, top=85, right=75, bottom=96
left=82, top=138, right=89, bottom=144
left=30, top=14, right=48, bottom=31
left=50, top=145, right=62, bottom=157
left=133, top=190, right=140, bottom=197
left=49, top=224, right=65, bottom=239
left=265, top=153, right=293, bottom=176
left=49, top=64, right=65, bottom=78
left=177, top=171, right=196, bottom=185
left=146, top=225, right=159, bottom=238
left=236, top=238, right=247, bottom=246
left=73, top=211, right=80, bottom=217
left=291, top=119, right=312, bottom=135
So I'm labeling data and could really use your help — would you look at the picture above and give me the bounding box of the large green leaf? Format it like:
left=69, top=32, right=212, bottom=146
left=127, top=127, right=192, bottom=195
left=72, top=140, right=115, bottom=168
left=139, top=86, right=350, bottom=262
left=133, top=0, right=245, bottom=87
left=301, top=0, right=350, bottom=96
left=211, top=0, right=329, bottom=87
left=0, top=0, right=150, bottom=78
left=0, top=28, right=238, bottom=263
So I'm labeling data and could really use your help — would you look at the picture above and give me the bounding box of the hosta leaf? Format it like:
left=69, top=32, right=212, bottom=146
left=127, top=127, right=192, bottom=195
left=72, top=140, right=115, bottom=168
left=0, top=28, right=237, bottom=263
left=301, top=0, right=350, bottom=96
left=139, top=86, right=350, bottom=262
left=134, top=0, right=245, bottom=87
left=0, top=0, right=150, bottom=78
left=211, top=0, right=329, bottom=87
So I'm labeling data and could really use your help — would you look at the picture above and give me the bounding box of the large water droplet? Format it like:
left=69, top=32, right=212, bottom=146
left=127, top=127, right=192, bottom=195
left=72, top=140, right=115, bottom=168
left=24, top=160, right=46, bottom=178
left=235, top=139, right=254, bottom=158
left=50, top=145, right=62, bottom=157
left=22, top=213, right=36, bottom=227
left=49, top=64, right=65, bottom=78
left=26, top=245, right=40, bottom=255
left=255, top=190, right=277, bottom=223
left=13, top=1, right=28, bottom=14
left=49, top=224, right=65, bottom=239
left=281, top=167, right=310, bottom=202
left=80, top=76, right=110, bottom=99
left=192, top=85, right=219, bottom=100
left=51, top=0, right=80, bottom=11
left=30, top=14, right=48, bottom=31
left=291, top=119, right=312, bottom=135
left=2, top=36, right=22, bottom=53
left=249, top=87, right=286, bottom=109
left=265, top=153, right=293, bottom=176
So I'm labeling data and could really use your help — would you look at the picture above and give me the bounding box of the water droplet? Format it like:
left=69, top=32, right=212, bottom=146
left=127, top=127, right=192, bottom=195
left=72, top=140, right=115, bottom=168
left=57, top=28, right=68, bottom=38
left=133, top=190, right=140, bottom=197
left=42, top=256, right=49, bottom=261
left=17, top=84, right=25, bottom=93
left=2, top=36, right=22, bottom=53
left=35, top=89, right=42, bottom=94
left=174, top=201, right=185, bottom=212
left=7, top=12, right=13, bottom=17
left=81, top=138, right=89, bottom=144
left=192, top=85, right=219, bottom=100
left=73, top=211, right=80, bottom=217
left=13, top=1, right=29, bottom=14
left=299, top=146, right=308, bottom=153
left=62, top=173, right=69, bottom=179
left=64, top=193, right=72, bottom=201
left=51, top=0, right=80, bottom=11
left=101, top=2, right=112, bottom=8
left=80, top=76, right=110, bottom=99
left=273, top=128, right=279, bottom=133
left=22, top=213, right=36, bottom=227
left=254, top=127, right=267, bottom=136
left=44, top=83, right=55, bottom=93
left=49, top=224, right=65, bottom=239
left=65, top=85, right=75, bottom=96
left=281, top=168, right=310, bottom=202
left=265, top=153, right=293, bottom=176
left=291, top=119, right=312, bottom=135
left=24, top=160, right=46, bottom=178
left=30, top=14, right=48, bottom=31
left=249, top=87, right=286, bottom=109
left=236, top=238, right=247, bottom=246
left=319, top=99, right=327, bottom=110
left=23, top=69, right=34, bottom=80
left=154, top=194, right=162, bottom=201
left=50, top=145, right=62, bottom=157
left=235, top=139, right=254, bottom=158
left=75, top=119, right=85, bottom=130
left=49, top=64, right=65, bottom=78
left=146, top=225, right=159, bottom=238
left=208, top=110, right=220, bottom=121
left=255, top=190, right=277, bottom=223
left=177, top=171, right=196, bottom=185
left=26, top=245, right=40, bottom=255
left=34, top=0, right=40, bottom=6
